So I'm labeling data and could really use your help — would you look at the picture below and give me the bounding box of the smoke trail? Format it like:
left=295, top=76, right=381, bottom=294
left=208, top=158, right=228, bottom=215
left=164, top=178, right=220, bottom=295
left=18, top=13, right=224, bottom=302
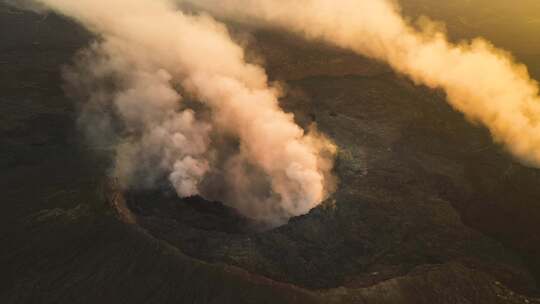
left=185, top=0, right=540, bottom=167
left=33, top=0, right=336, bottom=225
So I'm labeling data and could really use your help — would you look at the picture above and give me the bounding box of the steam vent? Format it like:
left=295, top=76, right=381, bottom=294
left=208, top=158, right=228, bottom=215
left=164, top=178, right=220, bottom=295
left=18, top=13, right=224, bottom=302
left=3, top=1, right=540, bottom=304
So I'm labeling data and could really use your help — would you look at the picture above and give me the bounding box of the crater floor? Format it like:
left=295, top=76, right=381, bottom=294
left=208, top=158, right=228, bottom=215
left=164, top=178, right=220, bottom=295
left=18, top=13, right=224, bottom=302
left=124, top=35, right=540, bottom=293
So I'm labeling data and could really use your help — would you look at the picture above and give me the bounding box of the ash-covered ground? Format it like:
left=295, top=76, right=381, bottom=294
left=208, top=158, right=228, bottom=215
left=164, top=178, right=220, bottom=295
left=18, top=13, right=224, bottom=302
left=2, top=2, right=540, bottom=304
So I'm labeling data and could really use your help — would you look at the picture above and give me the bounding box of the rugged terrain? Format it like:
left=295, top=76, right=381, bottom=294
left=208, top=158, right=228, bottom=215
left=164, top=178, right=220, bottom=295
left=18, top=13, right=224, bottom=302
left=2, top=2, right=540, bottom=303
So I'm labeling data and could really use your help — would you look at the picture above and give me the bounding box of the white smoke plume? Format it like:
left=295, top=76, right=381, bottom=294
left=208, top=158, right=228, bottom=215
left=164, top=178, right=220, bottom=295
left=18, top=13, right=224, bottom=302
left=31, top=0, right=336, bottom=225
left=184, top=0, right=540, bottom=168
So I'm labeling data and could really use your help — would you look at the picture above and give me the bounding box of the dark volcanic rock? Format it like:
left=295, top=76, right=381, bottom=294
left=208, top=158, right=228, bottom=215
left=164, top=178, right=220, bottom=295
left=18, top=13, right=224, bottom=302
left=126, top=69, right=540, bottom=294
left=3, top=2, right=540, bottom=304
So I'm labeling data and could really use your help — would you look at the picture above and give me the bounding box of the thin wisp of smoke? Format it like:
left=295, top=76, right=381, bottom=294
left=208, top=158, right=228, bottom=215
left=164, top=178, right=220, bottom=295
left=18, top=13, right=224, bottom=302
left=33, top=0, right=336, bottom=225
left=185, top=0, right=540, bottom=168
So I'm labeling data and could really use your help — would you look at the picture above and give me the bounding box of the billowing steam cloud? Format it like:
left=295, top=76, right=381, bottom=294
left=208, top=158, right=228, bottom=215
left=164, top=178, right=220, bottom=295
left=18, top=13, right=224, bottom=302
left=31, top=0, right=336, bottom=225
left=185, top=0, right=540, bottom=167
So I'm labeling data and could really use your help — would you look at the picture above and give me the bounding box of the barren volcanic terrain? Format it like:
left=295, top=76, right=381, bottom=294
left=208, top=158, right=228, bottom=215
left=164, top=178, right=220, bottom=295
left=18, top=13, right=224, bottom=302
left=2, top=2, right=540, bottom=303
